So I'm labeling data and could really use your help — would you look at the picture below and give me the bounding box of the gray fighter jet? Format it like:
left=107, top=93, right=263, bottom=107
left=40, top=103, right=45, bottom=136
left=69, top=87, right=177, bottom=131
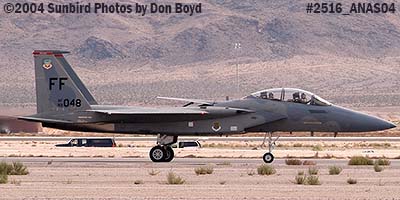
left=19, top=50, right=396, bottom=163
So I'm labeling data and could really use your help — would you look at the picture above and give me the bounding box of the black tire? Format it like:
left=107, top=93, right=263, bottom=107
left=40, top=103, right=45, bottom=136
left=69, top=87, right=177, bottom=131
left=263, top=152, right=274, bottom=163
left=149, top=146, right=166, bottom=162
left=163, top=146, right=174, bottom=162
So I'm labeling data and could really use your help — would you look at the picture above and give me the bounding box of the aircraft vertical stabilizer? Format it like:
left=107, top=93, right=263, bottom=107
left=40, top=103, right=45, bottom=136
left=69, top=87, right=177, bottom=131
left=33, top=50, right=94, bottom=113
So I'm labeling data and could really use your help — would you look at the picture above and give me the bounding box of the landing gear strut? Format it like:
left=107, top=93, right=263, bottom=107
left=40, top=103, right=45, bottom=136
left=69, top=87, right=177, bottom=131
left=149, top=135, right=177, bottom=162
left=262, top=132, right=279, bottom=163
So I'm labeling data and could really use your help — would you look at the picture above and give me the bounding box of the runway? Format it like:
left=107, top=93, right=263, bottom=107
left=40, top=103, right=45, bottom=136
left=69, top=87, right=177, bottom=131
left=1, top=136, right=400, bottom=161
left=2, top=157, right=400, bottom=167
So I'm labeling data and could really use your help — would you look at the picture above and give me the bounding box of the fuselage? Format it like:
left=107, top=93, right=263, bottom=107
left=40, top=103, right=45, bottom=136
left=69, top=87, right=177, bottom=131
left=41, top=96, right=396, bottom=135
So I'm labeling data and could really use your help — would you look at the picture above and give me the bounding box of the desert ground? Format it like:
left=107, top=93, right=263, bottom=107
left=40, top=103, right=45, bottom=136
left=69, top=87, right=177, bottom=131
left=1, top=138, right=400, bottom=199
left=1, top=139, right=400, bottom=159
left=1, top=157, right=400, bottom=200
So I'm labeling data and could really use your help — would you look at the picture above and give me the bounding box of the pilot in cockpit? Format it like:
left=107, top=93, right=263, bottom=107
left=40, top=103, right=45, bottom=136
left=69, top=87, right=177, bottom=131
left=260, top=92, right=268, bottom=99
left=268, top=93, right=274, bottom=99
left=293, top=92, right=300, bottom=102
left=300, top=93, right=309, bottom=104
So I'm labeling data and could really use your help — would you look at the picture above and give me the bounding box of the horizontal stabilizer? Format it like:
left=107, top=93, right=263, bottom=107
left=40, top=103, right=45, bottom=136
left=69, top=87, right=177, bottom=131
left=18, top=116, right=73, bottom=124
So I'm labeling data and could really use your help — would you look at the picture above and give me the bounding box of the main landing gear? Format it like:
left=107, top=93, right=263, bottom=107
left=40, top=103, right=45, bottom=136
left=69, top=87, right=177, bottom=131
left=149, top=135, right=177, bottom=162
left=262, top=132, right=279, bottom=163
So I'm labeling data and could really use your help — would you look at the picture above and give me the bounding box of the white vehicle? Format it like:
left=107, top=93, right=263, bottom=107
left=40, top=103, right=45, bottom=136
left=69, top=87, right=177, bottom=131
left=171, top=141, right=201, bottom=149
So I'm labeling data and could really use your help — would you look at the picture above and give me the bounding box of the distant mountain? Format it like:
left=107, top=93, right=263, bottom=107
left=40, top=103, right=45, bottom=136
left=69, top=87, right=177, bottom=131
left=77, top=36, right=125, bottom=60
left=0, top=0, right=399, bottom=109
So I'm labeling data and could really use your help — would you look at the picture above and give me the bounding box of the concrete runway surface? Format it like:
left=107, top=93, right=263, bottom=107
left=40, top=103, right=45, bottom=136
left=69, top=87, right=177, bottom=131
left=1, top=157, right=400, bottom=200
left=2, top=157, right=400, bottom=166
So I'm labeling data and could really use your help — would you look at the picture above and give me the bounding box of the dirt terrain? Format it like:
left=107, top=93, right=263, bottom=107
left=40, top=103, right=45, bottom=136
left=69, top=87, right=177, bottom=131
left=1, top=158, right=400, bottom=200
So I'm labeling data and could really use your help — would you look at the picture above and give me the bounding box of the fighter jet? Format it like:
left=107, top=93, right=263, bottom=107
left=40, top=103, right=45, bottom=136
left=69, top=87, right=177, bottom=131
left=19, top=50, right=396, bottom=163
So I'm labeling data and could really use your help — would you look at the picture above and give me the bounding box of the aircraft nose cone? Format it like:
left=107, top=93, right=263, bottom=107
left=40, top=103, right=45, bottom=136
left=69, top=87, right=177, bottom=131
left=334, top=106, right=397, bottom=132
left=365, top=116, right=396, bottom=131
left=385, top=121, right=397, bottom=129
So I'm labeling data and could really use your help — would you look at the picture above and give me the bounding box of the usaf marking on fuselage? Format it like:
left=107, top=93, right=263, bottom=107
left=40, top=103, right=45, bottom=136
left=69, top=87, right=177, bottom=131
left=19, top=50, right=396, bottom=163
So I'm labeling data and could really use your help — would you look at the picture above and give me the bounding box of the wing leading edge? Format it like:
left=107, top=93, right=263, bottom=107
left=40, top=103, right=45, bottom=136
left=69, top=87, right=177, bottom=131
left=90, top=107, right=208, bottom=115
left=157, top=96, right=215, bottom=106
left=89, top=105, right=254, bottom=116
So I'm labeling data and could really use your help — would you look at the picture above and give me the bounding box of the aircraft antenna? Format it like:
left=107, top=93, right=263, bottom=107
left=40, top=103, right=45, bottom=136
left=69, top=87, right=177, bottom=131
left=234, top=42, right=241, bottom=97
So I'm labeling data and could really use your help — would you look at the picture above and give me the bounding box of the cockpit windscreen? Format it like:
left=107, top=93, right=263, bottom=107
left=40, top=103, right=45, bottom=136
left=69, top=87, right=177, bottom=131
left=250, top=88, right=331, bottom=106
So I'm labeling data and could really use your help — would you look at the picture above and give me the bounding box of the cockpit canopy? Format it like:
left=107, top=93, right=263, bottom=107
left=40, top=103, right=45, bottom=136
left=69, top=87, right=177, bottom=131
left=249, top=88, right=331, bottom=106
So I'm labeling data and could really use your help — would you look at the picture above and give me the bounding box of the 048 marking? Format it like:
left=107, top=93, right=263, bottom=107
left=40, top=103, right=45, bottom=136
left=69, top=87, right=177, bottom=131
left=57, top=99, right=82, bottom=108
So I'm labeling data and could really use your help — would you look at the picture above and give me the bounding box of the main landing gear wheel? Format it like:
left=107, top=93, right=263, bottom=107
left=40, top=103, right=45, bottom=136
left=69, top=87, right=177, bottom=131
left=164, top=146, right=174, bottom=162
left=263, top=152, right=274, bottom=163
left=149, top=146, right=166, bottom=162
left=150, top=135, right=177, bottom=163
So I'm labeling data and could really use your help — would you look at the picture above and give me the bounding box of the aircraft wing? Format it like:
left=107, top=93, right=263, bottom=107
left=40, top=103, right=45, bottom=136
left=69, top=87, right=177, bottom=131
left=90, top=106, right=253, bottom=116
left=157, top=97, right=215, bottom=106
left=90, top=107, right=208, bottom=115
left=89, top=106, right=254, bottom=123
left=19, top=106, right=255, bottom=124
left=19, top=109, right=208, bottom=124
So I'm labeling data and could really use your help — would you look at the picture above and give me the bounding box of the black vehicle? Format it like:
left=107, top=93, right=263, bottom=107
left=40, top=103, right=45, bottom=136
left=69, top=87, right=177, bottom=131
left=55, top=138, right=116, bottom=147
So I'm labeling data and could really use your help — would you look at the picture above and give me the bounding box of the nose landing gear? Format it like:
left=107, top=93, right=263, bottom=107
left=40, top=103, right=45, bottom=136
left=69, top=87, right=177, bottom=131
left=262, top=132, right=279, bottom=163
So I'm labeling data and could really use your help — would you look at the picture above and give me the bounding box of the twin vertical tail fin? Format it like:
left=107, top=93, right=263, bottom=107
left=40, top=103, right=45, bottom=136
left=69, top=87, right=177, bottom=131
left=33, top=50, right=96, bottom=114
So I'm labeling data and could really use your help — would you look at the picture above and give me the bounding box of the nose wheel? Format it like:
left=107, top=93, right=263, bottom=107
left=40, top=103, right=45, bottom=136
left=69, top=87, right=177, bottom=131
left=263, top=152, right=274, bottom=163
left=261, top=132, right=279, bottom=163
